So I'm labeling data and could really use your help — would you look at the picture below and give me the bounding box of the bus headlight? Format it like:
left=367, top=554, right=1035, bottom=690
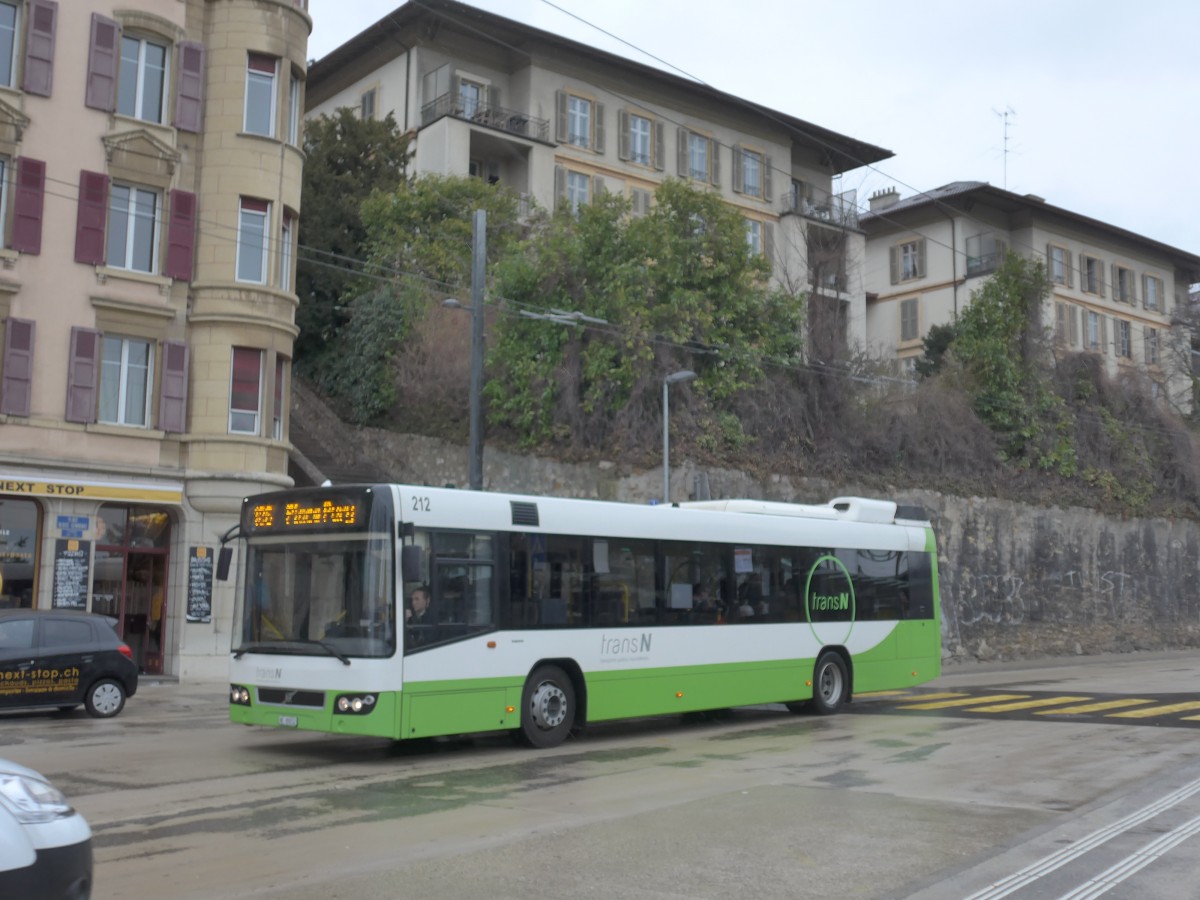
left=230, top=685, right=252, bottom=706
left=334, top=693, right=378, bottom=715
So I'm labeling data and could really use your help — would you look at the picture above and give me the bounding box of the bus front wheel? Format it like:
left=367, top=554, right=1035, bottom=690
left=517, top=665, right=575, bottom=748
left=811, top=652, right=849, bottom=715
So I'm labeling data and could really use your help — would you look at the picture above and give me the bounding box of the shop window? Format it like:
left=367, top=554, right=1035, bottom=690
left=0, top=496, right=40, bottom=609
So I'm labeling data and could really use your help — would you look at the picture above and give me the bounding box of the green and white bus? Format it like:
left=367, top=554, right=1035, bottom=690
left=226, top=484, right=941, bottom=748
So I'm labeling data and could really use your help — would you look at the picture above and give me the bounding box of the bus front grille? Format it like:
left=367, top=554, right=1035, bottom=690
left=257, top=688, right=326, bottom=708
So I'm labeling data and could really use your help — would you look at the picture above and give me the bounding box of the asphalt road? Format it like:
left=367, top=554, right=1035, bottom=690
left=3, top=651, right=1200, bottom=899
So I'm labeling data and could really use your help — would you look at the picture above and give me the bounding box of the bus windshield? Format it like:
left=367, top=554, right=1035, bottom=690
left=232, top=533, right=394, bottom=659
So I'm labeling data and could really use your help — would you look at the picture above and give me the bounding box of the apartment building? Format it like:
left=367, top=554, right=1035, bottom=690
left=304, top=0, right=890, bottom=356
left=861, top=182, right=1200, bottom=411
left=0, top=0, right=310, bottom=679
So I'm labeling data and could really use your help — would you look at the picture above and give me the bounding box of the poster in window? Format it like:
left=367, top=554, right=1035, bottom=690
left=187, top=546, right=213, bottom=623
left=52, top=539, right=90, bottom=610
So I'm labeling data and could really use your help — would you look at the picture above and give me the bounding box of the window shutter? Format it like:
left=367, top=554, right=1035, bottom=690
left=555, top=90, right=567, bottom=142
left=594, top=102, right=605, bottom=154
left=22, top=0, right=56, bottom=97
left=762, top=155, right=773, bottom=202
left=916, top=239, right=927, bottom=278
left=617, top=109, right=630, bottom=161
left=676, top=128, right=688, bottom=176
left=74, top=170, right=110, bottom=265
left=763, top=221, right=774, bottom=263
left=164, top=190, right=197, bottom=281
left=710, top=140, right=719, bottom=187
left=592, top=175, right=605, bottom=197
left=85, top=14, right=119, bottom=111
left=1069, top=306, right=1079, bottom=345
left=554, top=165, right=566, bottom=210
left=65, top=327, right=100, bottom=424
left=487, top=84, right=500, bottom=110
left=731, top=144, right=744, bottom=193
left=653, top=120, right=664, bottom=171
left=449, top=73, right=461, bottom=112
left=1110, top=263, right=1118, bottom=302
left=1055, top=303, right=1065, bottom=342
left=11, top=158, right=46, bottom=255
left=889, top=246, right=899, bottom=285
left=1100, top=315, right=1108, bottom=353
left=174, top=41, right=205, bottom=133
left=1097, top=260, right=1106, bottom=298
left=0, top=318, right=34, bottom=416
left=1065, top=250, right=1074, bottom=288
left=158, top=340, right=189, bottom=433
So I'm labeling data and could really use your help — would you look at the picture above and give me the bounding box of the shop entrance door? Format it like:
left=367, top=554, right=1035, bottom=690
left=91, top=506, right=170, bottom=674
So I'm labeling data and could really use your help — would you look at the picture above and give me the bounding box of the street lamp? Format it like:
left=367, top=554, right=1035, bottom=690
left=662, top=369, right=697, bottom=503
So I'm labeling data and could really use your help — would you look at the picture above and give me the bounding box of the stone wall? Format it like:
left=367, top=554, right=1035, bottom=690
left=292, top=383, right=1200, bottom=662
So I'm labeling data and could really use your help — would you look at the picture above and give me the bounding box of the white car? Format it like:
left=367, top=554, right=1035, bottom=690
left=0, top=758, right=93, bottom=899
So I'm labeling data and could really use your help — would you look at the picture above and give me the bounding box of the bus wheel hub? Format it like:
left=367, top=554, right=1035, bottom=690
left=531, top=682, right=567, bottom=729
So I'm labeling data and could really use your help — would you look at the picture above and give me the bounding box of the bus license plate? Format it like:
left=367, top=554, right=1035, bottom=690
left=278, top=715, right=298, bottom=727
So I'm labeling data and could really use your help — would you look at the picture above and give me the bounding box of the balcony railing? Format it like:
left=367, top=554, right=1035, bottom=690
left=966, top=252, right=1002, bottom=277
left=420, top=93, right=550, bottom=143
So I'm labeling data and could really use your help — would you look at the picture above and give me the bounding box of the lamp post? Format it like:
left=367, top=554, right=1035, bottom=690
left=662, top=369, right=697, bottom=503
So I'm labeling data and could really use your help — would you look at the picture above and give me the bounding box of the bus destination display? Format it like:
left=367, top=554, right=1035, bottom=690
left=244, top=493, right=370, bottom=534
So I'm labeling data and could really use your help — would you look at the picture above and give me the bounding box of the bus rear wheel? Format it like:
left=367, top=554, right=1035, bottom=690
left=811, top=651, right=848, bottom=715
left=517, top=665, right=575, bottom=748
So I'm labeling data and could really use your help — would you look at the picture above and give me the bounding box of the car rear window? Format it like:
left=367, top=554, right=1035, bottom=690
left=0, top=618, right=35, bottom=650
left=42, top=619, right=94, bottom=647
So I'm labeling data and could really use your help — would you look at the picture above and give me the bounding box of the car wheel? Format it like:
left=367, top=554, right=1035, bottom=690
left=85, top=679, right=127, bottom=718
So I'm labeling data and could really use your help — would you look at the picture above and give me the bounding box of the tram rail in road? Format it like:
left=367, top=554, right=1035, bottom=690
left=853, top=687, right=1200, bottom=728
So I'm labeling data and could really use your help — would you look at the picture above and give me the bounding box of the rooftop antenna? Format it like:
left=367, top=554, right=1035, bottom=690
left=993, top=106, right=1016, bottom=190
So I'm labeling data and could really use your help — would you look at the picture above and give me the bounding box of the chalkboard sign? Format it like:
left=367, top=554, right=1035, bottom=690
left=52, top=539, right=91, bottom=610
left=187, top=546, right=213, bottom=623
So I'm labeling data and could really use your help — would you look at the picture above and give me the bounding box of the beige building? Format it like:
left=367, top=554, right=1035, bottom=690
left=304, top=0, right=890, bottom=358
left=861, top=182, right=1200, bottom=411
left=0, top=0, right=310, bottom=679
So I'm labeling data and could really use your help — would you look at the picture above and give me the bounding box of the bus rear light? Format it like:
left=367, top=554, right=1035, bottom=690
left=230, top=685, right=251, bottom=706
left=335, top=693, right=378, bottom=715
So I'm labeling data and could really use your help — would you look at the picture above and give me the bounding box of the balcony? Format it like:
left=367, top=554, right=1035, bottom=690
left=420, top=93, right=550, bottom=143
left=965, top=251, right=1003, bottom=277
left=965, top=233, right=1006, bottom=278
left=782, top=184, right=859, bottom=228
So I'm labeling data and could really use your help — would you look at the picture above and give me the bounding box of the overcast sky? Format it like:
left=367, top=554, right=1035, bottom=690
left=305, top=0, right=1200, bottom=260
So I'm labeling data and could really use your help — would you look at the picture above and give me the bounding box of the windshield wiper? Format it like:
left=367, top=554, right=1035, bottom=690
left=233, top=640, right=352, bottom=665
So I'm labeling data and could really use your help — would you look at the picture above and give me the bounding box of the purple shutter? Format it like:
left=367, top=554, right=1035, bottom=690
left=74, top=170, right=110, bottom=265
left=85, top=14, right=119, bottom=111
left=173, top=42, right=205, bottom=133
left=22, top=0, right=57, bottom=97
left=158, top=340, right=189, bottom=433
left=65, top=327, right=100, bottom=424
left=165, top=190, right=197, bottom=280
left=0, top=318, right=35, bottom=416
left=11, top=158, right=46, bottom=255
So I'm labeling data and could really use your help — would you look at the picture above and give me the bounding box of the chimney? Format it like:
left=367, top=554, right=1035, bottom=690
left=869, top=187, right=900, bottom=212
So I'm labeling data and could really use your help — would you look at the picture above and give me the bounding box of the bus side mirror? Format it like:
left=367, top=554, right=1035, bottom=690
left=401, top=545, right=424, bottom=584
left=216, top=546, right=233, bottom=581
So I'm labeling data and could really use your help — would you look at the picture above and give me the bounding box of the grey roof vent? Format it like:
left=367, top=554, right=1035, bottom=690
left=511, top=501, right=540, bottom=527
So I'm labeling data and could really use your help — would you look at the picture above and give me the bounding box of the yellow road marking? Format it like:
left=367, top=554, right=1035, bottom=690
left=856, top=690, right=913, bottom=699
left=899, top=694, right=1028, bottom=710
left=1035, top=699, right=1154, bottom=715
left=891, top=692, right=971, bottom=702
left=1109, top=701, right=1200, bottom=718
left=969, top=696, right=1092, bottom=713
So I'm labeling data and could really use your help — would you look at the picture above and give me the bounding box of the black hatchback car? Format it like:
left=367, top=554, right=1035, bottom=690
left=0, top=610, right=139, bottom=718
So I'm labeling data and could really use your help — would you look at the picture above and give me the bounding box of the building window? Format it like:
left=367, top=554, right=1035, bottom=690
left=566, top=171, right=590, bottom=213
left=1048, top=244, right=1072, bottom=287
left=630, top=187, right=652, bottom=217
left=567, top=94, right=591, bottom=148
left=1113, top=265, right=1135, bottom=304
left=360, top=86, right=376, bottom=120
left=244, top=53, right=277, bottom=136
left=0, top=2, right=15, bottom=89
left=900, top=298, right=919, bottom=342
left=1085, top=310, right=1106, bottom=352
left=288, top=73, right=301, bottom=143
left=965, top=232, right=1005, bottom=277
left=1081, top=254, right=1104, bottom=296
left=229, top=347, right=262, bottom=434
left=1144, top=274, right=1164, bottom=311
left=890, top=239, right=926, bottom=283
left=745, top=219, right=761, bottom=256
left=458, top=79, right=483, bottom=118
left=629, top=114, right=651, bottom=166
left=689, top=133, right=709, bottom=181
left=273, top=356, right=287, bottom=440
left=1145, top=327, right=1160, bottom=365
left=106, top=184, right=160, bottom=274
left=1115, top=319, right=1132, bottom=358
left=118, top=35, right=168, bottom=123
left=280, top=213, right=294, bottom=293
left=236, top=198, right=269, bottom=283
left=99, top=336, right=153, bottom=427
left=739, top=148, right=763, bottom=198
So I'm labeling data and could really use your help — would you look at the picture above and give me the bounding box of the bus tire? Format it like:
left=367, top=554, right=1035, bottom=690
left=518, top=665, right=575, bottom=749
left=811, top=651, right=848, bottom=715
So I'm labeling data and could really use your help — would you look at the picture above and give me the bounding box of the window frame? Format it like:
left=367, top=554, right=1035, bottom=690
left=273, top=355, right=287, bottom=440
left=1085, top=310, right=1105, bottom=352
left=628, top=113, right=652, bottom=167
left=236, top=198, right=270, bottom=284
left=280, top=212, right=294, bottom=293
left=1145, top=326, right=1160, bottom=365
left=567, top=94, right=592, bottom=149
left=288, top=72, right=301, bottom=143
left=565, top=170, right=590, bottom=213
left=745, top=218, right=762, bottom=256
left=229, top=346, right=263, bottom=435
left=106, top=183, right=161, bottom=274
left=117, top=33, right=169, bottom=124
left=244, top=53, right=277, bottom=137
left=1143, top=274, right=1164, bottom=311
left=1115, top=319, right=1132, bottom=359
left=688, top=132, right=709, bottom=181
left=740, top=147, right=763, bottom=198
left=99, top=334, right=154, bottom=428
left=1081, top=254, right=1104, bottom=296
left=1113, top=264, right=1136, bottom=304
left=0, top=1, right=18, bottom=89
left=900, top=240, right=922, bottom=281
left=1048, top=244, right=1071, bottom=286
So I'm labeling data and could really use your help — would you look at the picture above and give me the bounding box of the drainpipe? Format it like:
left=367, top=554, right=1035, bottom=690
left=938, top=205, right=958, bottom=318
